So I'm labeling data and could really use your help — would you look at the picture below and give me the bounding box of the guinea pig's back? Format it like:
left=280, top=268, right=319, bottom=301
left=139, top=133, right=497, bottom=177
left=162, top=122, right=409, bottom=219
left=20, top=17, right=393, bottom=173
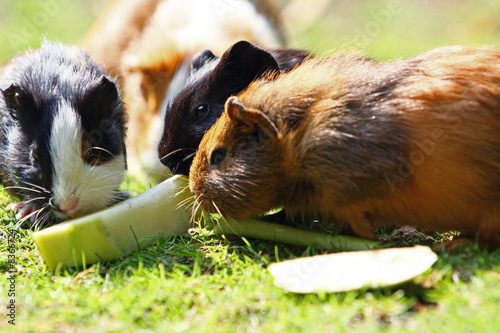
left=322, top=45, right=500, bottom=237
left=0, top=50, right=33, bottom=185
left=237, top=46, right=500, bottom=240
left=380, top=45, right=500, bottom=231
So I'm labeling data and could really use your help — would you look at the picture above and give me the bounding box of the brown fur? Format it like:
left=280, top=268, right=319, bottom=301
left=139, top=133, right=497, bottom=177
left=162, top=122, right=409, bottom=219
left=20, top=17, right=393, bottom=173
left=189, top=45, right=500, bottom=247
left=82, top=0, right=163, bottom=79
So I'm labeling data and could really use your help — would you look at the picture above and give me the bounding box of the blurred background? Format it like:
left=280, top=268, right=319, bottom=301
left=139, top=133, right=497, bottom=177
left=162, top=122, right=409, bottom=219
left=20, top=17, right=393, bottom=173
left=1, top=0, right=500, bottom=62
left=280, top=0, right=500, bottom=58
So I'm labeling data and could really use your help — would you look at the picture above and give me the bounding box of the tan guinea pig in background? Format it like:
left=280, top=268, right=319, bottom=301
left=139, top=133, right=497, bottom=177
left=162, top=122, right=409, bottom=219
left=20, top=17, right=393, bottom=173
left=82, top=0, right=284, bottom=179
left=189, top=45, right=500, bottom=248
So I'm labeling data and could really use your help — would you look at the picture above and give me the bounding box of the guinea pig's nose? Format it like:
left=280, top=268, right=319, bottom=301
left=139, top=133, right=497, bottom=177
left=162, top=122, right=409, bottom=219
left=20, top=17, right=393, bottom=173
left=160, top=150, right=195, bottom=175
left=59, top=197, right=80, bottom=213
left=51, top=196, right=81, bottom=218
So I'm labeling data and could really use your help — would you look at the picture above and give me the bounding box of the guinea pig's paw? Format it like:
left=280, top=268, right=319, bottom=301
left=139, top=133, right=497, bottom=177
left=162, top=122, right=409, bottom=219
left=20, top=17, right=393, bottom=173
left=6, top=202, right=19, bottom=212
left=12, top=202, right=34, bottom=220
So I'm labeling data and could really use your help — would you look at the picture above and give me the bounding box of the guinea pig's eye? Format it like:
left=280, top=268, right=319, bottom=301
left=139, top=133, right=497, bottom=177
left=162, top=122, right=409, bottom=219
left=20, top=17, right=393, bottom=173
left=210, top=148, right=227, bottom=166
left=83, top=147, right=113, bottom=166
left=29, top=142, right=39, bottom=165
left=194, top=103, right=209, bottom=120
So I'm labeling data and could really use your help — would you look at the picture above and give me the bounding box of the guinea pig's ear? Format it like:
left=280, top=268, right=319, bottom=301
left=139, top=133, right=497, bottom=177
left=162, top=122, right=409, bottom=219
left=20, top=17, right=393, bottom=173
left=82, top=75, right=120, bottom=117
left=191, top=49, right=218, bottom=73
left=216, top=41, right=280, bottom=94
left=2, top=83, right=38, bottom=125
left=226, top=96, right=278, bottom=139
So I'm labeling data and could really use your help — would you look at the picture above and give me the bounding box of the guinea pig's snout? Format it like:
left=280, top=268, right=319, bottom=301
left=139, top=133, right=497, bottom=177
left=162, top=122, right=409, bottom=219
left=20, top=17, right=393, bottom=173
left=189, top=182, right=218, bottom=214
left=189, top=179, right=200, bottom=198
left=189, top=180, right=205, bottom=203
left=51, top=195, right=82, bottom=218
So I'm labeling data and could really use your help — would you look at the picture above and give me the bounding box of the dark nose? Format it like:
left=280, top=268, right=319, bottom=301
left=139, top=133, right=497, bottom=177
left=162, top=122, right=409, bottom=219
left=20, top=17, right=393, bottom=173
left=160, top=150, right=195, bottom=175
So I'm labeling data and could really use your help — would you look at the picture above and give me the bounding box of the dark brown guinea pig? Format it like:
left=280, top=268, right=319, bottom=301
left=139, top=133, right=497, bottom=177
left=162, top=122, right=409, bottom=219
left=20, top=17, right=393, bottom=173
left=158, top=40, right=309, bottom=175
left=189, top=45, right=500, bottom=248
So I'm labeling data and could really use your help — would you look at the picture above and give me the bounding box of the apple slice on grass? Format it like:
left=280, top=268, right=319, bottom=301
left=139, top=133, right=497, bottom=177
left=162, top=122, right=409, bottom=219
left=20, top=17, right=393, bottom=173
left=32, top=175, right=194, bottom=270
left=268, top=245, right=438, bottom=293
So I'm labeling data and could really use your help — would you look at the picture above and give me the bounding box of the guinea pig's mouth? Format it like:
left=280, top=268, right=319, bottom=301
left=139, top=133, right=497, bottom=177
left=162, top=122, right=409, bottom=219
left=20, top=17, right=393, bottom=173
left=192, top=192, right=242, bottom=220
left=14, top=196, right=84, bottom=227
left=190, top=180, right=243, bottom=218
left=191, top=189, right=221, bottom=216
left=192, top=192, right=215, bottom=213
left=53, top=209, right=81, bottom=220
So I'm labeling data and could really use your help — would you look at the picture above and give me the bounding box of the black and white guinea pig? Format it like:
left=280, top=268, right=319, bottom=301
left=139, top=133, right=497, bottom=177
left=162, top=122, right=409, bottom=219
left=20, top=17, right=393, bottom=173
left=158, top=40, right=310, bottom=175
left=0, top=41, right=127, bottom=226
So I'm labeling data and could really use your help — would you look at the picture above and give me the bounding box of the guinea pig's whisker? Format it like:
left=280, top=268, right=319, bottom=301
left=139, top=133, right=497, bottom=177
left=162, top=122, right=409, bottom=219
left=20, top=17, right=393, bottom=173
left=32, top=218, right=46, bottom=230
left=211, top=202, right=240, bottom=237
left=182, top=152, right=196, bottom=162
left=191, top=202, right=204, bottom=225
left=227, top=183, right=247, bottom=198
left=176, top=195, right=195, bottom=211
left=15, top=204, right=48, bottom=229
left=81, top=169, right=122, bottom=186
left=32, top=205, right=51, bottom=230
left=190, top=200, right=199, bottom=215
left=33, top=205, right=48, bottom=226
left=174, top=163, right=181, bottom=174
left=85, top=189, right=108, bottom=198
left=19, top=180, right=51, bottom=194
left=14, top=219, right=24, bottom=230
left=181, top=197, right=200, bottom=226
left=189, top=194, right=206, bottom=224
left=48, top=197, right=60, bottom=212
left=192, top=193, right=202, bottom=207
left=232, top=178, right=258, bottom=197
left=240, top=177, right=258, bottom=187
left=86, top=189, right=119, bottom=203
left=22, top=196, right=49, bottom=206
left=84, top=146, right=116, bottom=158
left=39, top=209, right=53, bottom=228
left=2, top=186, right=43, bottom=194
left=159, top=147, right=196, bottom=161
left=100, top=183, right=122, bottom=189
left=176, top=182, right=191, bottom=196
left=89, top=183, right=122, bottom=191
left=211, top=202, right=223, bottom=218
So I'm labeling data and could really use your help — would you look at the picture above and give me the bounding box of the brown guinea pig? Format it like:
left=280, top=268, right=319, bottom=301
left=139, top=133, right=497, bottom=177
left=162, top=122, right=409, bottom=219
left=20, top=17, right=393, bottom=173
left=189, top=45, right=500, bottom=247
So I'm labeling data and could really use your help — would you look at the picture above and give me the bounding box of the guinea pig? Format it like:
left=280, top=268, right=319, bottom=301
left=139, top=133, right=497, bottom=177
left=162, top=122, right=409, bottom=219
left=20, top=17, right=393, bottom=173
left=189, top=45, right=500, bottom=248
left=0, top=41, right=127, bottom=227
left=159, top=40, right=310, bottom=175
left=82, top=0, right=285, bottom=178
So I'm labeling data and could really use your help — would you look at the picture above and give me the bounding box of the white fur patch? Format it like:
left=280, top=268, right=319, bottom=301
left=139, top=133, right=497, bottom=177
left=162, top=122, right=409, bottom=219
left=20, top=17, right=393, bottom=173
left=140, top=55, right=193, bottom=177
left=50, top=100, right=125, bottom=219
left=151, top=0, right=281, bottom=51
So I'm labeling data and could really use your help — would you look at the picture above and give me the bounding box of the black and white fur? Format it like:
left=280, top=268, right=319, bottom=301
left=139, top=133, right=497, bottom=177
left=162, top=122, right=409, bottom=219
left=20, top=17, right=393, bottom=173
left=0, top=41, right=127, bottom=227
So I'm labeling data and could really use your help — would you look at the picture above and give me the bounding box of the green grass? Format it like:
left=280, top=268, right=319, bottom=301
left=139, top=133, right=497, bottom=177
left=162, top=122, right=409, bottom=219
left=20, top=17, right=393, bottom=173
left=2, top=0, right=500, bottom=332
left=2, top=195, right=500, bottom=332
